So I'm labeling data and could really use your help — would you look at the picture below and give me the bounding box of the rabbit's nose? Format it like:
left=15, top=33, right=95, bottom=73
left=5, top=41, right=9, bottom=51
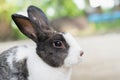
left=80, top=51, right=84, bottom=56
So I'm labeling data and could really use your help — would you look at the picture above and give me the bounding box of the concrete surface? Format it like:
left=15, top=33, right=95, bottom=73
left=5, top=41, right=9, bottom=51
left=0, top=33, right=120, bottom=80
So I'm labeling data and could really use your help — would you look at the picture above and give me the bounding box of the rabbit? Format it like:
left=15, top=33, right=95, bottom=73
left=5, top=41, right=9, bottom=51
left=0, top=5, right=84, bottom=80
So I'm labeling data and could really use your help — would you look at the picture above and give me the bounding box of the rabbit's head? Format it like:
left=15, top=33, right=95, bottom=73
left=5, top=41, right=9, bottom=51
left=12, top=5, right=83, bottom=67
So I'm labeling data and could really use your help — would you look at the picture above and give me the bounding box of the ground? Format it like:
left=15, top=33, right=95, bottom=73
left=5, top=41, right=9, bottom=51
left=0, top=33, right=120, bottom=80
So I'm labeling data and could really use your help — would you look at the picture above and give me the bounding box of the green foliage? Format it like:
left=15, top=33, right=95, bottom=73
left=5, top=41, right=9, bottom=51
left=0, top=0, right=84, bottom=40
left=0, top=0, right=84, bottom=20
left=39, top=0, right=84, bottom=18
left=12, top=28, right=27, bottom=40
left=0, top=0, right=24, bottom=21
left=94, top=19, right=120, bottom=32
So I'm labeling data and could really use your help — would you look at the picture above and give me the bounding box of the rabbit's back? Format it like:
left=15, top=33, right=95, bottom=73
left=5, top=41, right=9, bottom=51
left=0, top=46, right=29, bottom=80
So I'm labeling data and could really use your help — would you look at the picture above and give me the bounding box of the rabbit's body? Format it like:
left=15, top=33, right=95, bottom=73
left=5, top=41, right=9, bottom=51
left=0, top=45, right=71, bottom=80
left=0, top=5, right=84, bottom=80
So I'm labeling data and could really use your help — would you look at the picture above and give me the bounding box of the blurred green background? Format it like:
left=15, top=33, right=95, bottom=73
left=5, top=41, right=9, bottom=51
left=0, top=0, right=120, bottom=41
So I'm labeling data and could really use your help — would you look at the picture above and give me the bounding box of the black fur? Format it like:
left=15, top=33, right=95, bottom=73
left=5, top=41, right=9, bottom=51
left=12, top=14, right=38, bottom=42
left=36, top=33, right=69, bottom=67
left=27, top=5, right=49, bottom=29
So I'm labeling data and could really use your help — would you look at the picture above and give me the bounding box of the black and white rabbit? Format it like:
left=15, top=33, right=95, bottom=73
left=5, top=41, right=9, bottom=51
left=0, top=5, right=84, bottom=80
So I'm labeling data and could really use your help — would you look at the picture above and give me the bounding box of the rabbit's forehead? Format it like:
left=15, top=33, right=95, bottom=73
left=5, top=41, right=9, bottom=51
left=52, top=32, right=65, bottom=40
left=56, top=32, right=80, bottom=47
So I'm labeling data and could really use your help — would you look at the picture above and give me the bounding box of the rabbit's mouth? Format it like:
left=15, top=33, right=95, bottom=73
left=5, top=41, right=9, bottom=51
left=64, top=53, right=83, bottom=67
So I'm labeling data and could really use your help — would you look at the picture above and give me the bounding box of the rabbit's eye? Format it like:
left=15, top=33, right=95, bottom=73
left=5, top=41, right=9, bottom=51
left=53, top=40, right=65, bottom=49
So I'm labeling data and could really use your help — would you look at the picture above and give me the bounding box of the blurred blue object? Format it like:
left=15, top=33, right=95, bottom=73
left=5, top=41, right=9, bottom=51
left=88, top=11, right=120, bottom=23
left=88, top=14, right=102, bottom=23
left=102, top=13, right=113, bottom=21
left=113, top=11, right=120, bottom=19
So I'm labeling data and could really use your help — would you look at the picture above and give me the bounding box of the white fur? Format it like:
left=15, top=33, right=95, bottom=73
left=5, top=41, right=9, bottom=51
left=15, top=45, right=31, bottom=62
left=27, top=47, right=72, bottom=80
left=7, top=52, right=15, bottom=69
left=7, top=45, right=30, bottom=69
left=63, top=33, right=83, bottom=67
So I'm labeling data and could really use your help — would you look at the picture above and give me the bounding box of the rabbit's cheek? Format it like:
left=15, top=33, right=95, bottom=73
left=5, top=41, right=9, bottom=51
left=62, top=33, right=83, bottom=67
left=64, top=48, right=82, bottom=67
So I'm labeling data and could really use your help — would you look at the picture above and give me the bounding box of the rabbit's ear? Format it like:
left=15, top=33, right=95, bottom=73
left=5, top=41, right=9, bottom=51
left=27, top=5, right=51, bottom=31
left=12, top=14, right=38, bottom=42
